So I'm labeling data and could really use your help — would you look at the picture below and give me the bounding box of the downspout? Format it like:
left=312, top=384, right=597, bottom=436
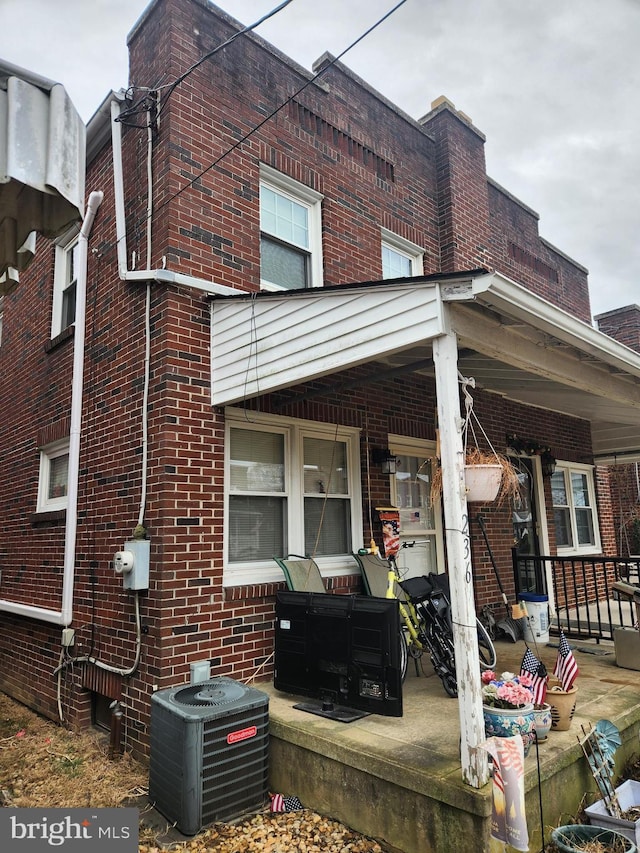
left=0, top=191, right=103, bottom=626
left=61, top=190, right=104, bottom=625
left=110, top=98, right=237, bottom=296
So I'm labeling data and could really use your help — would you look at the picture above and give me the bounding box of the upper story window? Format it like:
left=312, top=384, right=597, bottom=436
left=37, top=439, right=70, bottom=512
left=381, top=228, right=424, bottom=279
left=225, top=409, right=361, bottom=585
left=52, top=229, right=80, bottom=337
left=551, top=463, right=601, bottom=555
left=259, top=164, right=323, bottom=291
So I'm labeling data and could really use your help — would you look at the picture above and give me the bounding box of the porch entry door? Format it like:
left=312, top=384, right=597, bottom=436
left=389, top=449, right=442, bottom=580
left=511, top=456, right=543, bottom=594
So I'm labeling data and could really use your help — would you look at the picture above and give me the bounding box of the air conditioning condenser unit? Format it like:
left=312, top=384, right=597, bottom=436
left=149, top=677, right=269, bottom=835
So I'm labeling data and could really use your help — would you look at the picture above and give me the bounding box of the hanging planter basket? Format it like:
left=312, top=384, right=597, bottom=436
left=431, top=374, right=521, bottom=507
left=464, top=464, right=503, bottom=503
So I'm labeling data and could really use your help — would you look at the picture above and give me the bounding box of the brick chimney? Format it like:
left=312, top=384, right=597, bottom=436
left=420, top=96, right=491, bottom=272
left=595, top=305, right=640, bottom=353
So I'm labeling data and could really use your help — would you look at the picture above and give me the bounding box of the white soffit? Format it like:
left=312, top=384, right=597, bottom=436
left=210, top=280, right=445, bottom=405
left=0, top=59, right=86, bottom=287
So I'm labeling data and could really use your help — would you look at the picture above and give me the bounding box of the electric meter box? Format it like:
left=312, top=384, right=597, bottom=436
left=121, top=539, right=150, bottom=590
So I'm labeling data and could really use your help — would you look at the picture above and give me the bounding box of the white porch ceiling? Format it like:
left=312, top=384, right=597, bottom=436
left=210, top=272, right=640, bottom=464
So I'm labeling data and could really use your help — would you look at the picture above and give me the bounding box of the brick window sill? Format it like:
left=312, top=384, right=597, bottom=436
left=44, top=325, right=74, bottom=353
left=30, top=509, right=66, bottom=526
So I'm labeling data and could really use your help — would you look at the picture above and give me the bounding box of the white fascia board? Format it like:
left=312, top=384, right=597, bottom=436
left=471, top=272, right=640, bottom=379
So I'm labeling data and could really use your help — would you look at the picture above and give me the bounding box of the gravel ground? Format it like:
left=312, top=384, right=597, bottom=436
left=0, top=691, right=393, bottom=852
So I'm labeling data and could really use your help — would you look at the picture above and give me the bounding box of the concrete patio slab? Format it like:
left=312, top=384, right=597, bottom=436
left=261, top=636, right=640, bottom=852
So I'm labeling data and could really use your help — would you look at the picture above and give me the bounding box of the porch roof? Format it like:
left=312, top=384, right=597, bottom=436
left=210, top=270, right=640, bottom=464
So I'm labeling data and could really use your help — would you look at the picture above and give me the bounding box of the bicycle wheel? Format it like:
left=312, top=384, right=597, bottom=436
left=476, top=617, right=497, bottom=670
left=399, top=627, right=408, bottom=682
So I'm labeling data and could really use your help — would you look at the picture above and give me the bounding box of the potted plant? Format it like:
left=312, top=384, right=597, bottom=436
left=430, top=447, right=521, bottom=506
left=481, top=670, right=536, bottom=756
left=431, top=375, right=521, bottom=505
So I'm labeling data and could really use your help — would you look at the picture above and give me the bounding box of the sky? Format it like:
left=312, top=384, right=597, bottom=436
left=1, top=0, right=638, bottom=320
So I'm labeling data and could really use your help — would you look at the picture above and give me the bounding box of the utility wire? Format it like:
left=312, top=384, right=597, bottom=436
left=156, top=0, right=296, bottom=117
left=116, top=0, right=296, bottom=127
left=146, top=0, right=409, bottom=223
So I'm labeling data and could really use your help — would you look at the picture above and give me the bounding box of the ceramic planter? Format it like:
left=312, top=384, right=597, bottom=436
left=548, top=683, right=578, bottom=731
left=482, top=703, right=535, bottom=756
left=464, top=464, right=502, bottom=503
left=533, top=702, right=553, bottom=742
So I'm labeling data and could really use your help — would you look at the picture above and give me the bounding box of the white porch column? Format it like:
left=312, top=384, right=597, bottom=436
left=432, top=326, right=489, bottom=789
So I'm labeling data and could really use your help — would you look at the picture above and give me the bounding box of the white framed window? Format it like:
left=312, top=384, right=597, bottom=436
left=259, top=164, right=323, bottom=291
left=37, top=439, right=70, bottom=512
left=225, top=409, right=362, bottom=585
left=551, top=462, right=601, bottom=555
left=0, top=296, right=4, bottom=346
left=381, top=228, right=424, bottom=279
left=52, top=229, right=80, bottom=337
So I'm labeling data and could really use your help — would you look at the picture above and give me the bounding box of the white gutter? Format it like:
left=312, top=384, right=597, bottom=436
left=110, top=99, right=237, bottom=297
left=0, top=191, right=104, bottom=626
left=472, top=271, right=640, bottom=377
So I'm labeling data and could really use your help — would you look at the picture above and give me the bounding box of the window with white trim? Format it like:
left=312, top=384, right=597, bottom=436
left=37, top=439, right=70, bottom=512
left=0, top=296, right=4, bottom=346
left=551, top=463, right=601, bottom=554
left=259, top=164, right=323, bottom=291
left=381, top=228, right=424, bottom=279
left=52, top=230, right=80, bottom=337
left=225, top=410, right=361, bottom=583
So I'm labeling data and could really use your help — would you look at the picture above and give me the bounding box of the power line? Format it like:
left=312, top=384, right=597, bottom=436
left=116, top=0, right=296, bottom=127
left=147, top=0, right=409, bottom=224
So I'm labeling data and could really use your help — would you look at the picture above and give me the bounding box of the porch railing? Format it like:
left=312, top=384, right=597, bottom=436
left=512, top=550, right=640, bottom=642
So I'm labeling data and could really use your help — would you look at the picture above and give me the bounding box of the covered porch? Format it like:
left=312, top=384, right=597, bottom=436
left=210, top=269, right=640, bottom=791
left=262, top=636, right=640, bottom=853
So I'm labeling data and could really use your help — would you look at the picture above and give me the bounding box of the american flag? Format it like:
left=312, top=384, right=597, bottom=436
left=520, top=647, right=548, bottom=705
left=270, top=793, right=303, bottom=813
left=553, top=630, right=579, bottom=691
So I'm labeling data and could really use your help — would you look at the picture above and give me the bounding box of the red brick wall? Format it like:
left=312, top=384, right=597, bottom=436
left=596, top=306, right=640, bottom=353
left=486, top=181, right=592, bottom=321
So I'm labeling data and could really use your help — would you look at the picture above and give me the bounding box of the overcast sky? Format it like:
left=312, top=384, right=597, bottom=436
left=1, top=0, right=638, bottom=320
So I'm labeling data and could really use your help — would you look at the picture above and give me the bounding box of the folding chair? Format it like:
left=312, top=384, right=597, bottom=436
left=273, top=555, right=327, bottom=593
left=352, top=552, right=407, bottom=601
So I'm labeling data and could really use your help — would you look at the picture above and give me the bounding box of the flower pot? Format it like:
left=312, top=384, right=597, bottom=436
left=464, top=464, right=502, bottom=503
left=482, top=703, right=535, bottom=757
left=533, top=702, right=553, bottom=742
left=551, top=824, right=636, bottom=853
left=548, top=683, right=578, bottom=731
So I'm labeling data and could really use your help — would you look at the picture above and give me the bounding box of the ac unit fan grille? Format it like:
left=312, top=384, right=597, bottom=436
left=173, top=681, right=246, bottom=706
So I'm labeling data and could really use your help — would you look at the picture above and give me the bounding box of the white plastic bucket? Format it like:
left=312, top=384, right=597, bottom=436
left=519, top=593, right=549, bottom=644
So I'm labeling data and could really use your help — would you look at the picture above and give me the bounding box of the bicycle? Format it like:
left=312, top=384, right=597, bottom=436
left=354, top=543, right=496, bottom=697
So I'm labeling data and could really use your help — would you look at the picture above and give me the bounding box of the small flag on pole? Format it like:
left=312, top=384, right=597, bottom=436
left=520, top=647, right=548, bottom=705
left=553, top=630, right=579, bottom=691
